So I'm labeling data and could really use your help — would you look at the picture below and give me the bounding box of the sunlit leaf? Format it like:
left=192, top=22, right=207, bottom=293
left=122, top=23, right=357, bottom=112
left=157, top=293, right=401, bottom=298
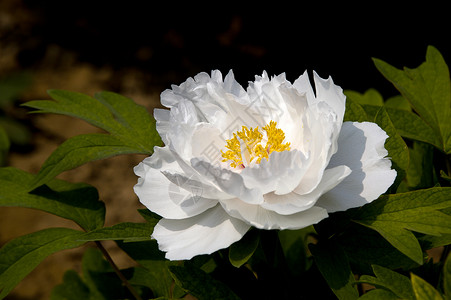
left=343, top=98, right=370, bottom=122
left=229, top=228, right=260, bottom=268
left=411, top=273, right=443, bottom=300
left=344, top=89, right=384, bottom=106
left=374, top=46, right=451, bottom=154
left=358, top=265, right=415, bottom=299
left=384, top=95, right=411, bottom=111
left=354, top=187, right=451, bottom=264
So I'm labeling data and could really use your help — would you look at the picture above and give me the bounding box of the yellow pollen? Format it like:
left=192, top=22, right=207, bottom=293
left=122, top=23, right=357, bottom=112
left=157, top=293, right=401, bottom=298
left=221, top=121, right=291, bottom=168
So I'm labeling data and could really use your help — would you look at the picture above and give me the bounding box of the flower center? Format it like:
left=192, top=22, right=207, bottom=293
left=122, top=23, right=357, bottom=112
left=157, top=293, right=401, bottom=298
left=221, top=120, right=291, bottom=168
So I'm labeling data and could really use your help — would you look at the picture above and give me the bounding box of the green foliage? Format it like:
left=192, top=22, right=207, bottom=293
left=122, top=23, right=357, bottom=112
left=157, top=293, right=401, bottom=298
left=358, top=265, right=415, bottom=299
left=354, top=187, right=451, bottom=264
left=1, top=46, right=450, bottom=299
left=411, top=273, right=444, bottom=300
left=0, top=167, right=105, bottom=231
left=0, top=228, right=86, bottom=299
left=23, top=90, right=162, bottom=190
left=229, top=228, right=260, bottom=268
left=374, top=46, right=451, bottom=154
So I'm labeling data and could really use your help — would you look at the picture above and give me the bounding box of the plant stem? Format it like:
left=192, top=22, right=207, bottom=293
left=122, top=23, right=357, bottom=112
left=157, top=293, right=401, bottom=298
left=94, top=241, right=143, bottom=300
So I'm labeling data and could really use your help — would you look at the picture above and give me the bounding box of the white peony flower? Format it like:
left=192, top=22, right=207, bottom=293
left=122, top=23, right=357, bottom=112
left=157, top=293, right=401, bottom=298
left=134, top=70, right=397, bottom=260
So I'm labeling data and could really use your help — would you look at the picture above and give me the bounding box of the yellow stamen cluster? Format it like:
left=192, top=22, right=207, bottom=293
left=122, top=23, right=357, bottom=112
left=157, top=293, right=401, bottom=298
left=221, top=121, right=291, bottom=168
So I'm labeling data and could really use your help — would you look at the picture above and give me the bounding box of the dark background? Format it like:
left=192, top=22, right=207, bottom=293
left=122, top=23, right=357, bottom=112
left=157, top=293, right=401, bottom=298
left=6, top=1, right=451, bottom=97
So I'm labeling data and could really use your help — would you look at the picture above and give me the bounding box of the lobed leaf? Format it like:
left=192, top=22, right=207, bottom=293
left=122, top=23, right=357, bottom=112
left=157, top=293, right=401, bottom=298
left=28, top=133, right=147, bottom=190
left=22, top=90, right=162, bottom=189
left=358, top=265, right=415, bottom=299
left=0, top=167, right=105, bottom=231
left=354, top=187, right=451, bottom=264
left=0, top=228, right=86, bottom=299
left=385, top=107, right=442, bottom=149
left=23, top=90, right=119, bottom=132
left=374, top=46, right=451, bottom=154
left=343, top=98, right=370, bottom=122
left=344, top=89, right=384, bottom=106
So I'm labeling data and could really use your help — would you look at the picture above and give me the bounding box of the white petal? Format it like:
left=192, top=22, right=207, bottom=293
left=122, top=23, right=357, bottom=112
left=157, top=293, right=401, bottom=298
left=313, top=71, right=346, bottom=125
left=264, top=165, right=351, bottom=215
left=191, top=158, right=264, bottom=204
left=134, top=147, right=218, bottom=219
left=240, top=150, right=309, bottom=195
left=152, top=205, right=250, bottom=260
left=317, top=122, right=397, bottom=212
left=220, top=198, right=328, bottom=230
left=292, top=70, right=316, bottom=104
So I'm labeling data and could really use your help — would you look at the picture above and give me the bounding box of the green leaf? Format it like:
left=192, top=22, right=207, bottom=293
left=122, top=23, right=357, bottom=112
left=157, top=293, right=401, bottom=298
left=374, top=46, right=451, bottom=154
left=24, top=90, right=119, bottom=132
left=28, top=133, right=146, bottom=190
left=374, top=107, right=409, bottom=192
left=358, top=265, right=415, bottom=299
left=358, top=288, right=399, bottom=299
left=229, top=228, right=260, bottom=268
left=375, top=107, right=409, bottom=172
left=81, top=248, right=127, bottom=300
left=385, top=95, right=411, bottom=111
left=445, top=254, right=451, bottom=300
left=79, top=221, right=156, bottom=243
left=406, top=141, right=435, bottom=189
left=411, top=273, right=443, bottom=300
left=338, top=222, right=419, bottom=274
left=118, top=240, right=184, bottom=298
left=0, top=167, right=105, bottom=231
left=309, top=240, right=359, bottom=300
left=344, top=89, right=384, bottom=106
left=22, top=90, right=162, bottom=189
left=50, top=270, right=90, bottom=300
left=344, top=98, right=370, bottom=122
left=354, top=187, right=451, bottom=264
left=278, top=227, right=314, bottom=276
left=169, top=264, right=241, bottom=300
left=385, top=107, right=442, bottom=149
left=93, top=91, right=160, bottom=149
left=0, top=228, right=86, bottom=299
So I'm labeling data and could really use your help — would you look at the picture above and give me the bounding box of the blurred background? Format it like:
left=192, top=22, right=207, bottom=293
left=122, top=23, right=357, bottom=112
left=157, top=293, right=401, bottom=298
left=1, top=1, right=449, bottom=298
